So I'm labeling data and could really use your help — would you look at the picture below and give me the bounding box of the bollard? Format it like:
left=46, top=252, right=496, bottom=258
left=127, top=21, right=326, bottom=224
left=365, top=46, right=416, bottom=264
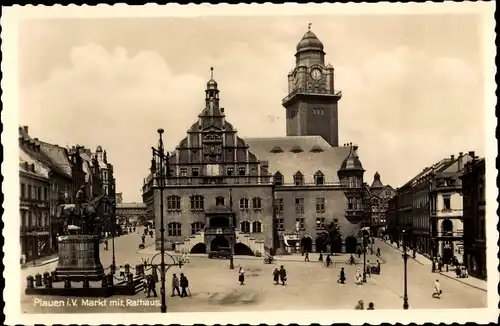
left=64, top=278, right=71, bottom=289
left=35, top=273, right=43, bottom=287
left=124, top=263, right=130, bottom=275
left=46, top=276, right=53, bottom=289
left=107, top=273, right=114, bottom=287
left=83, top=277, right=90, bottom=288
left=101, top=276, right=108, bottom=288
left=127, top=273, right=133, bottom=285
left=26, top=276, right=34, bottom=289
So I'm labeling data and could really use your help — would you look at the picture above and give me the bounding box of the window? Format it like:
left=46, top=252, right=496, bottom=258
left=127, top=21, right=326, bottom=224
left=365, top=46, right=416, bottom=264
left=227, top=167, right=234, bottom=176
left=167, top=195, right=181, bottom=211
left=27, top=185, right=32, bottom=199
left=296, top=217, right=305, bottom=230
left=37, top=187, right=42, bottom=201
left=314, top=171, right=324, bottom=185
left=44, top=187, right=48, bottom=201
left=252, top=221, right=262, bottom=233
left=347, top=197, right=354, bottom=210
left=240, top=221, right=250, bottom=233
left=275, top=198, right=284, bottom=214
left=316, top=217, right=326, bottom=229
left=215, top=196, right=225, bottom=206
left=295, top=197, right=304, bottom=215
left=192, top=168, right=199, bottom=177
left=21, top=184, right=26, bottom=199
left=252, top=197, right=262, bottom=210
left=293, top=172, right=304, bottom=186
left=238, top=167, right=246, bottom=176
left=191, top=222, right=205, bottom=235
left=190, top=195, right=204, bottom=211
left=180, top=168, right=187, bottom=177
left=168, top=222, right=182, bottom=236
left=276, top=218, right=284, bottom=230
left=443, top=196, right=451, bottom=210
left=274, top=172, right=283, bottom=185
left=316, top=198, right=326, bottom=213
left=239, top=198, right=249, bottom=210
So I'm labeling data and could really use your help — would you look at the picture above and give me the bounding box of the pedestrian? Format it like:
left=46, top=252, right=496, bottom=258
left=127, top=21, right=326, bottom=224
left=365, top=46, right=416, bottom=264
left=238, top=267, right=245, bottom=285
left=180, top=273, right=189, bottom=297
left=304, top=251, right=310, bottom=262
left=326, top=254, right=332, bottom=267
left=376, top=259, right=381, bottom=274
left=367, top=302, right=375, bottom=310
left=141, top=235, right=145, bottom=245
left=272, top=268, right=280, bottom=285
left=119, top=265, right=125, bottom=277
left=366, top=261, right=371, bottom=277
left=104, top=240, right=109, bottom=251
left=318, top=252, right=323, bottom=263
left=432, top=279, right=442, bottom=299
left=376, top=248, right=381, bottom=257
left=146, top=275, right=158, bottom=298
left=338, top=267, right=346, bottom=284
left=171, top=273, right=181, bottom=297
left=357, top=247, right=362, bottom=258
left=354, top=300, right=364, bottom=310
left=21, top=253, right=26, bottom=265
left=355, top=268, right=363, bottom=285
left=142, top=276, right=148, bottom=293
left=279, top=265, right=287, bottom=285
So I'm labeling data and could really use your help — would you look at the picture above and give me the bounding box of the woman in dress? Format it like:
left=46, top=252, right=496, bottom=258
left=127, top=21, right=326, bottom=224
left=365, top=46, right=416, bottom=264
left=238, top=267, right=245, bottom=285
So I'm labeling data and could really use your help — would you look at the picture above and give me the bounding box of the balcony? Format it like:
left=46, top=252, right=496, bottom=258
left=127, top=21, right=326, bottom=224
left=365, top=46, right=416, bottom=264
left=205, top=226, right=235, bottom=236
left=282, top=88, right=342, bottom=104
left=344, top=209, right=364, bottom=223
left=435, top=230, right=464, bottom=239
left=20, top=226, right=50, bottom=236
left=431, top=209, right=463, bottom=218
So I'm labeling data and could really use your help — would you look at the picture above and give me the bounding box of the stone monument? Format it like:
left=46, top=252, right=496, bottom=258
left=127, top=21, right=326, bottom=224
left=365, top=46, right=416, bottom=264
left=54, top=186, right=111, bottom=281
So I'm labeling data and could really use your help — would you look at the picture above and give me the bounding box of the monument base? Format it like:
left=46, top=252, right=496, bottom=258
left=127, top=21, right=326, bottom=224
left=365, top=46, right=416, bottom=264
left=55, top=235, right=105, bottom=281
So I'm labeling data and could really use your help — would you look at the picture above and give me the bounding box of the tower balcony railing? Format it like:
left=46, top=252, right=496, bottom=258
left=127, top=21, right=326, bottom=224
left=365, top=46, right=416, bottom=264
left=282, top=88, right=342, bottom=103
left=275, top=181, right=344, bottom=188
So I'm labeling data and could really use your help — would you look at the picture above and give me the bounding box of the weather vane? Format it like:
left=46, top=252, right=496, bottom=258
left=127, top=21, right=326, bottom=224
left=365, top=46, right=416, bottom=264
left=210, top=66, right=214, bottom=78
left=308, top=23, right=312, bottom=30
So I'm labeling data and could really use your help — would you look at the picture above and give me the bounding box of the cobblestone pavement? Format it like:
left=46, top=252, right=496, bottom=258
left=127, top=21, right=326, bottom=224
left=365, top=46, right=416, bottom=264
left=21, top=232, right=487, bottom=313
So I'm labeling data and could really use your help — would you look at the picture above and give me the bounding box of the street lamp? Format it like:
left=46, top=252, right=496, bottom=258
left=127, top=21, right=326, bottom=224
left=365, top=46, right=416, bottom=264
left=111, top=219, right=116, bottom=274
left=362, top=231, right=368, bottom=283
left=150, top=128, right=169, bottom=313
left=402, top=229, right=409, bottom=310
left=229, top=188, right=235, bottom=270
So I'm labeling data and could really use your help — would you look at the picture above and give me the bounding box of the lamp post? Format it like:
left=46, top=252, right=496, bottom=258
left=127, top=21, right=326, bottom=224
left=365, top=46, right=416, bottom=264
left=362, top=232, right=368, bottom=283
left=111, top=220, right=116, bottom=274
left=402, top=229, right=409, bottom=309
left=150, top=128, right=169, bottom=313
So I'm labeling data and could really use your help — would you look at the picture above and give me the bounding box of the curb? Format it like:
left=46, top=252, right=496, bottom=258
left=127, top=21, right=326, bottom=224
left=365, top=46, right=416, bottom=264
left=438, top=271, right=487, bottom=292
left=380, top=240, right=428, bottom=265
left=21, top=257, right=58, bottom=269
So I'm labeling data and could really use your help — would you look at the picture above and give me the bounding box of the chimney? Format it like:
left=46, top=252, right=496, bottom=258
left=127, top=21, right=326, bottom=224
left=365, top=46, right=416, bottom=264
left=23, top=126, right=28, bottom=134
left=221, top=107, right=224, bottom=113
left=450, top=155, right=455, bottom=160
left=18, top=126, right=23, bottom=134
left=468, top=151, right=475, bottom=158
left=458, top=152, right=464, bottom=171
left=34, top=138, right=38, bottom=142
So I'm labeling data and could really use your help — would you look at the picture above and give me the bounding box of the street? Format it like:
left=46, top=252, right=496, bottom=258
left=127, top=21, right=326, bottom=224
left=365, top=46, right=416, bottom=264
left=21, top=230, right=487, bottom=313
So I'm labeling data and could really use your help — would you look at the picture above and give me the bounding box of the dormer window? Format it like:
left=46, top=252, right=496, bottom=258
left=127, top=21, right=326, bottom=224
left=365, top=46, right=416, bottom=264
left=238, top=167, right=246, bottom=176
left=290, top=145, right=303, bottom=153
left=314, top=171, right=324, bottom=185
left=294, top=171, right=304, bottom=186
left=270, top=146, right=284, bottom=154
left=310, top=145, right=324, bottom=153
left=274, top=172, right=283, bottom=186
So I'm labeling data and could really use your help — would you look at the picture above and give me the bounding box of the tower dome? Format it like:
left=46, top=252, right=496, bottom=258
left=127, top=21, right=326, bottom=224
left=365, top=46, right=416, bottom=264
left=96, top=145, right=103, bottom=152
left=370, top=172, right=384, bottom=189
left=296, top=24, right=324, bottom=52
left=206, top=67, right=218, bottom=90
left=339, top=145, right=364, bottom=171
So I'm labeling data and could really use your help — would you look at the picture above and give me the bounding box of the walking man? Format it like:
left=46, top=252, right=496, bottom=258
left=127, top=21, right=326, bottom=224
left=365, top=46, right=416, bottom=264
left=318, top=252, right=323, bottom=263
left=171, top=273, right=181, bottom=297
left=304, top=251, right=310, bottom=262
left=272, top=268, right=280, bottom=285
left=338, top=267, right=346, bottom=284
left=146, top=275, right=158, bottom=298
left=432, top=279, right=442, bottom=299
left=279, top=265, right=287, bottom=286
left=180, top=273, right=189, bottom=297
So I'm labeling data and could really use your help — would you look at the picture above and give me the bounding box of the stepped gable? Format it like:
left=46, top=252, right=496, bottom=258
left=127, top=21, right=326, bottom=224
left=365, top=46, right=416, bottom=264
left=244, top=136, right=350, bottom=184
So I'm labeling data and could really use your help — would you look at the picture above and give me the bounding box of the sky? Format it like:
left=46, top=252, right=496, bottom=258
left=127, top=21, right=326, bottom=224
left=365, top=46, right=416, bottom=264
left=18, top=14, right=486, bottom=202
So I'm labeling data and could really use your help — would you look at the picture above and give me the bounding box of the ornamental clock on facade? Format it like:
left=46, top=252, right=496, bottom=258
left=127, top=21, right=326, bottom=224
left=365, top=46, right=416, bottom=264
left=310, top=68, right=322, bottom=80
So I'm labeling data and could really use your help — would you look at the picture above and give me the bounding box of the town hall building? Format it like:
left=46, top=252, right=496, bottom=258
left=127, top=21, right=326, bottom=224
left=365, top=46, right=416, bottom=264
left=142, top=26, right=367, bottom=256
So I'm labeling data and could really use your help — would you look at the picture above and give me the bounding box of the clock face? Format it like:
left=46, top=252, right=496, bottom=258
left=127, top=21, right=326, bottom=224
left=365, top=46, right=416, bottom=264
left=311, top=68, right=322, bottom=80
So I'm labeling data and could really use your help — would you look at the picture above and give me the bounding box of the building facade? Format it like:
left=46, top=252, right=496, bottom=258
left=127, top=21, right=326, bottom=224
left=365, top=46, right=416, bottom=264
left=143, top=27, right=366, bottom=256
left=116, top=202, right=147, bottom=225
left=460, top=155, right=486, bottom=279
left=19, top=153, right=51, bottom=262
left=389, top=152, right=473, bottom=262
left=367, top=172, right=395, bottom=236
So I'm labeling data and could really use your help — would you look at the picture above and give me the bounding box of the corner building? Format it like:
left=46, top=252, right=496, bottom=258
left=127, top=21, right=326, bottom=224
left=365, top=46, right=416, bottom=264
left=143, top=27, right=366, bottom=255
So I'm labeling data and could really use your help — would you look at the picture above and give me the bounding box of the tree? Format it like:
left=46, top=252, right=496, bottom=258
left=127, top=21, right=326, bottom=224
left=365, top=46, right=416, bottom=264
left=316, top=219, right=342, bottom=254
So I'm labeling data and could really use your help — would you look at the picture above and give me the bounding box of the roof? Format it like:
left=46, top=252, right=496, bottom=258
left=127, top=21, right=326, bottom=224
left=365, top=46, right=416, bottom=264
left=38, top=141, right=72, bottom=177
left=19, top=148, right=50, bottom=179
left=296, top=29, right=324, bottom=52
left=370, top=172, right=384, bottom=189
left=244, top=136, right=351, bottom=184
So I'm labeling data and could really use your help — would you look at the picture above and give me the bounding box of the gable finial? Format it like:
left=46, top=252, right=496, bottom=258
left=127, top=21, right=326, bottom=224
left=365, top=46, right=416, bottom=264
left=308, top=23, right=312, bottom=30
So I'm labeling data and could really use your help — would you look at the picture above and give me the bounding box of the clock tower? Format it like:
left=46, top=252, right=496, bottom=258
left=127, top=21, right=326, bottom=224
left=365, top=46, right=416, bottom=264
left=282, top=24, right=342, bottom=147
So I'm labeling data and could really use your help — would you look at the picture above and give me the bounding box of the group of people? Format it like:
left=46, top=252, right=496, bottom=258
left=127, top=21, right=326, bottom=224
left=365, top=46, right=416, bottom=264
left=354, top=300, right=375, bottom=310
left=142, top=272, right=191, bottom=298
left=272, top=266, right=288, bottom=285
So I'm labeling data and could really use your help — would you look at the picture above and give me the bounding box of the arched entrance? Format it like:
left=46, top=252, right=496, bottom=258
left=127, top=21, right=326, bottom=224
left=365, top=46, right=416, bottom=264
left=442, top=241, right=454, bottom=264
left=234, top=243, right=253, bottom=256
left=301, top=236, right=313, bottom=253
left=190, top=242, right=207, bottom=254
left=332, top=236, right=343, bottom=253
left=210, top=235, right=230, bottom=252
left=345, top=236, right=358, bottom=253
left=315, top=234, right=327, bottom=253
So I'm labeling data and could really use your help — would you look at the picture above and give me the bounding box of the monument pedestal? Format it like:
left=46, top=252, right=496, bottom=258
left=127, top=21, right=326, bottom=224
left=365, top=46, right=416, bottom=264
left=55, top=235, right=104, bottom=281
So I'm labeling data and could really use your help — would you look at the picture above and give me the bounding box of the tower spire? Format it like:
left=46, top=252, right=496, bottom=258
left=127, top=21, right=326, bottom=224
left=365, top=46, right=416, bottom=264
left=210, top=66, right=214, bottom=79
left=308, top=22, right=312, bottom=30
